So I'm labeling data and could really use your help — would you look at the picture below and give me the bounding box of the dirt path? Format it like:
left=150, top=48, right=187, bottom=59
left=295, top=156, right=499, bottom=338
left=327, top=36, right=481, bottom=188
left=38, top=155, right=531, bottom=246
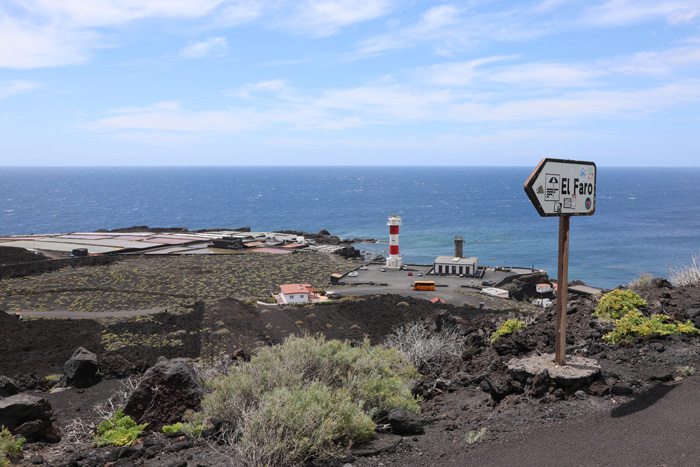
left=4, top=307, right=167, bottom=319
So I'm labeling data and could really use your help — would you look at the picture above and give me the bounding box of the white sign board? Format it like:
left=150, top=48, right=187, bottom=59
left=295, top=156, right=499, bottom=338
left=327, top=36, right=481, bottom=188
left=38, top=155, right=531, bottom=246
left=524, top=158, right=596, bottom=217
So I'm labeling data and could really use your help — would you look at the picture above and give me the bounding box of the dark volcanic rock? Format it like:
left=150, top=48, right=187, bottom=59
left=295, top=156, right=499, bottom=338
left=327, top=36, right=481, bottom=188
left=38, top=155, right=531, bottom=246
left=123, top=357, right=203, bottom=432
left=59, top=347, right=99, bottom=388
left=387, top=408, right=424, bottom=435
left=0, top=394, right=60, bottom=442
left=0, top=376, right=19, bottom=397
left=334, top=246, right=362, bottom=259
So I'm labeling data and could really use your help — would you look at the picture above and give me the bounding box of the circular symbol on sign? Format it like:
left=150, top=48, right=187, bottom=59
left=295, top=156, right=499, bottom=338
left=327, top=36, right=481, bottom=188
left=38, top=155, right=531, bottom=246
left=585, top=197, right=592, bottom=210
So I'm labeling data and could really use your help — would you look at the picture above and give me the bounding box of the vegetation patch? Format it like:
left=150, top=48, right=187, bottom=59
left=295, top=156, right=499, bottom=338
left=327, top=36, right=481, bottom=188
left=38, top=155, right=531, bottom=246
left=602, top=311, right=699, bottom=344
left=490, top=319, right=526, bottom=344
left=593, top=289, right=647, bottom=320
left=0, top=428, right=24, bottom=467
left=93, top=410, right=147, bottom=447
left=187, top=335, right=418, bottom=466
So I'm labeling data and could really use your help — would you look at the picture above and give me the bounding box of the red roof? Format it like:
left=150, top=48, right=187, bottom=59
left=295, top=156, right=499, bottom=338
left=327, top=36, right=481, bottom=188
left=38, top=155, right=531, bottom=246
left=280, top=283, right=314, bottom=295
left=431, top=297, right=445, bottom=303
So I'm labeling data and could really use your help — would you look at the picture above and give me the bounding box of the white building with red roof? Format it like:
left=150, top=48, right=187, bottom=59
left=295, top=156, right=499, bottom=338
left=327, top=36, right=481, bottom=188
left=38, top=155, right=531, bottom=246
left=279, top=283, right=318, bottom=304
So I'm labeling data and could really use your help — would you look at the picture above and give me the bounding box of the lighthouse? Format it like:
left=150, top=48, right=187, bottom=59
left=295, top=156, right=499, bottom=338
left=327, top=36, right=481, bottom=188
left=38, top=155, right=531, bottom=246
left=385, top=213, right=402, bottom=269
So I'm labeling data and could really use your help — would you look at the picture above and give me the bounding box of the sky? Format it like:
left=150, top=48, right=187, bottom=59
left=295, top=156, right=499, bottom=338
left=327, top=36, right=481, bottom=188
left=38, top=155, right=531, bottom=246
left=1, top=0, right=700, bottom=166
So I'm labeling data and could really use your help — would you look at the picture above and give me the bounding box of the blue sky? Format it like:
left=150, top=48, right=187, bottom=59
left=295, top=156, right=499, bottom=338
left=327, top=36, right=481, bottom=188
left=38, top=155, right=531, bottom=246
left=1, top=0, right=700, bottom=166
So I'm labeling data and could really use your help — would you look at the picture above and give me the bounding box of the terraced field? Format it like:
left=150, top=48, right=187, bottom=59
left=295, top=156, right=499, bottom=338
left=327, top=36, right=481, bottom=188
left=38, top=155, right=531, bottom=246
left=0, top=251, right=357, bottom=313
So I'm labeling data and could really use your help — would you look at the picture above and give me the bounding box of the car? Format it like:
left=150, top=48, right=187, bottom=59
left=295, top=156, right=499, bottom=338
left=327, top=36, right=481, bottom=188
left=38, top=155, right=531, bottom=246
left=417, top=272, right=423, bottom=276
left=402, top=265, right=408, bottom=270
left=348, top=271, right=359, bottom=277
left=482, top=280, right=496, bottom=286
left=380, top=267, right=386, bottom=272
left=359, top=265, right=368, bottom=270
left=407, top=271, right=413, bottom=276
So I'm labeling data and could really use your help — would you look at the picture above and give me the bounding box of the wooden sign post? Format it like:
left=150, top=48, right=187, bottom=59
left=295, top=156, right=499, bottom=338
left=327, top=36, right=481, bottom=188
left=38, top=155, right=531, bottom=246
left=525, top=158, right=596, bottom=365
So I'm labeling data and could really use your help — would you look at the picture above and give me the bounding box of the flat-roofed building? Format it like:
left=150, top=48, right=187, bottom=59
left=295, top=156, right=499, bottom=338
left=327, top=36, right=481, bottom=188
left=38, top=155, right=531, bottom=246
left=433, top=255, right=479, bottom=276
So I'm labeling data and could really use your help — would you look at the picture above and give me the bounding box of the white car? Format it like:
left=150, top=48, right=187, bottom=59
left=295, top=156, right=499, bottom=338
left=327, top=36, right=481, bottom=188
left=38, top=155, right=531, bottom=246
left=359, top=265, right=368, bottom=270
left=348, top=271, right=359, bottom=277
left=417, top=272, right=423, bottom=276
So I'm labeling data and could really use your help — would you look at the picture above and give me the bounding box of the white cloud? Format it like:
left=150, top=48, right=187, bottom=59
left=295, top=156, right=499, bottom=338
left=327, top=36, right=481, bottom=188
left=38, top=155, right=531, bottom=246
left=275, top=0, right=395, bottom=37
left=583, top=0, right=700, bottom=26
left=0, top=18, right=99, bottom=68
left=217, top=0, right=265, bottom=26
left=181, top=37, right=228, bottom=58
left=0, top=80, right=42, bottom=98
left=20, top=0, right=226, bottom=27
left=353, top=5, right=462, bottom=56
left=223, top=79, right=291, bottom=98
left=612, top=42, right=700, bottom=75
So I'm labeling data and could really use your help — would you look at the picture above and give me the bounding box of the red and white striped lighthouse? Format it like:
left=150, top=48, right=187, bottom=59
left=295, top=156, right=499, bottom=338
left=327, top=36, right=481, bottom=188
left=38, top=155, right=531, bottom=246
left=386, top=213, right=402, bottom=269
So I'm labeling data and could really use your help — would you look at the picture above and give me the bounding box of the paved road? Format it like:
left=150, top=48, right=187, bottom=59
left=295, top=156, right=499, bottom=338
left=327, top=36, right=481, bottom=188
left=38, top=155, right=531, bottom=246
left=462, top=376, right=700, bottom=467
left=5, top=307, right=168, bottom=319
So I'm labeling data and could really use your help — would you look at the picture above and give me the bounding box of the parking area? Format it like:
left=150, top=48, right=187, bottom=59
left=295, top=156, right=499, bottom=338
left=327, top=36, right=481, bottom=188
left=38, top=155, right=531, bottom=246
left=337, top=263, right=538, bottom=309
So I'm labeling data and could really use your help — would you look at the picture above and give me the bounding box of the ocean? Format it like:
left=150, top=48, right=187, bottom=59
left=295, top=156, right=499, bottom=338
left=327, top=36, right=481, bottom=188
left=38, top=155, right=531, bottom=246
left=1, top=166, right=699, bottom=289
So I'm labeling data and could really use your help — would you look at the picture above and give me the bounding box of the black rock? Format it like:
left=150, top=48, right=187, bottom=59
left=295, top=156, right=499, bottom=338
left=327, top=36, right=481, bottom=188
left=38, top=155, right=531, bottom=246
left=59, top=347, right=99, bottom=389
left=611, top=383, right=633, bottom=395
left=123, top=357, right=203, bottom=432
left=387, top=408, right=424, bottom=435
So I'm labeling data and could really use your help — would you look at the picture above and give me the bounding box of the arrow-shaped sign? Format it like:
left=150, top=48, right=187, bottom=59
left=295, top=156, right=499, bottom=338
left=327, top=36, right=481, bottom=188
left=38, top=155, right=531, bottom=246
left=524, top=158, right=596, bottom=217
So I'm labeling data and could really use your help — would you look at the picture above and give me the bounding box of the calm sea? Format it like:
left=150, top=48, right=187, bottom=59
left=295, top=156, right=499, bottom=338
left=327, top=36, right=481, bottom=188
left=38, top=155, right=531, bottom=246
left=1, top=166, right=699, bottom=289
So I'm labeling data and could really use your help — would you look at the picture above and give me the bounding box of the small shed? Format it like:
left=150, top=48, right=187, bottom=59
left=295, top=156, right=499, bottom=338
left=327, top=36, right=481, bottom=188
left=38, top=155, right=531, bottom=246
left=72, top=248, right=88, bottom=257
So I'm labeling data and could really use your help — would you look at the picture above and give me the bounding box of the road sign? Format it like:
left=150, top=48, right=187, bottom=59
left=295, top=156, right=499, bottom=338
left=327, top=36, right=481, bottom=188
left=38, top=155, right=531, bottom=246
left=524, top=158, right=597, bottom=366
left=524, top=158, right=596, bottom=217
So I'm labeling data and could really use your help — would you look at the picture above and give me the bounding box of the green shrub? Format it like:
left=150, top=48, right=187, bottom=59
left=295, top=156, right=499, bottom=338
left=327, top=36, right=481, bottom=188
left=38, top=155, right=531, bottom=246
left=162, top=421, right=202, bottom=437
left=93, top=410, right=147, bottom=447
left=240, top=382, right=374, bottom=465
left=490, top=319, right=525, bottom=343
left=198, top=335, right=419, bottom=465
left=602, top=310, right=699, bottom=344
left=1, top=428, right=25, bottom=467
left=594, top=289, right=647, bottom=320
left=677, top=365, right=696, bottom=376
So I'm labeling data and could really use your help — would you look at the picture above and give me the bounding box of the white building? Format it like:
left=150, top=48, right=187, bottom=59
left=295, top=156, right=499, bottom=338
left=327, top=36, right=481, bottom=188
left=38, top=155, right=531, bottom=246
left=433, top=256, right=479, bottom=276
left=536, top=283, right=553, bottom=294
left=279, top=283, right=318, bottom=304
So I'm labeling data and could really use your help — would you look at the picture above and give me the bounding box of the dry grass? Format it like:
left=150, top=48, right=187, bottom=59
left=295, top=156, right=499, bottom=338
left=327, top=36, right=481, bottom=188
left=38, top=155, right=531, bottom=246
left=383, top=323, right=464, bottom=372
left=668, top=255, right=700, bottom=286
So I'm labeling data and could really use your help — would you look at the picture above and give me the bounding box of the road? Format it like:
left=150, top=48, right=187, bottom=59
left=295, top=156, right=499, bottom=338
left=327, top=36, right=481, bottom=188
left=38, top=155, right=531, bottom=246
left=5, top=307, right=168, bottom=319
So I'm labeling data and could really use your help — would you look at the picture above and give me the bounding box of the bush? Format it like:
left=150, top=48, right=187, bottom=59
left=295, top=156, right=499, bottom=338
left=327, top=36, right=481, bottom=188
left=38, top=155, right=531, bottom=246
left=197, top=335, right=419, bottom=466
left=0, top=428, right=24, bottom=467
left=628, top=272, right=653, bottom=288
left=668, top=255, right=700, bottom=286
left=93, top=410, right=147, bottom=447
left=384, top=323, right=464, bottom=372
left=239, top=383, right=374, bottom=465
left=602, top=310, right=699, bottom=344
left=593, top=289, right=647, bottom=320
left=490, top=319, right=525, bottom=343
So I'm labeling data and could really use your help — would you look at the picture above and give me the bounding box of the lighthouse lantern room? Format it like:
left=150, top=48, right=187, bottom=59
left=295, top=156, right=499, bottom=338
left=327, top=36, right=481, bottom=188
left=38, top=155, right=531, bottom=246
left=385, top=213, right=402, bottom=269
